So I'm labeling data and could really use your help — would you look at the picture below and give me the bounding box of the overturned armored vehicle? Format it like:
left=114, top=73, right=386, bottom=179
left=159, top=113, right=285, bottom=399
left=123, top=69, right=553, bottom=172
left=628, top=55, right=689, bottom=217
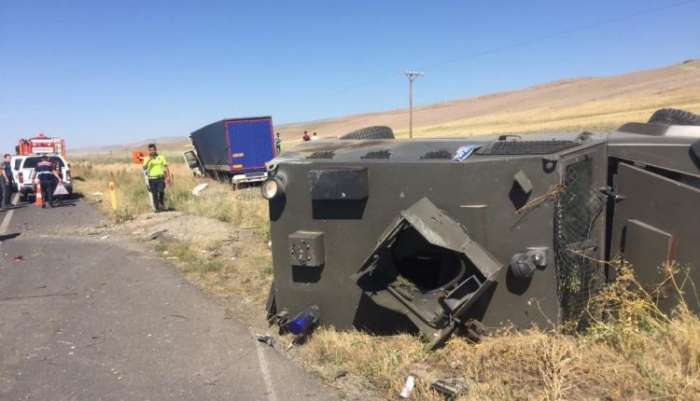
left=262, top=109, right=700, bottom=346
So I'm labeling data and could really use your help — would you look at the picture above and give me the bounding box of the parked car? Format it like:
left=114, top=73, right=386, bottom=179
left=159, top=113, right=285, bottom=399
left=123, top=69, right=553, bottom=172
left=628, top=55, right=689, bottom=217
left=15, top=154, right=73, bottom=202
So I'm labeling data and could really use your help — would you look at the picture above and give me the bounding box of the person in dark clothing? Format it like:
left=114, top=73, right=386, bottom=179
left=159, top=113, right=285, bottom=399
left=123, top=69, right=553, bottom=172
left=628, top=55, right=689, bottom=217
left=31, top=155, right=62, bottom=208
left=0, top=154, right=11, bottom=211
left=302, top=131, right=310, bottom=142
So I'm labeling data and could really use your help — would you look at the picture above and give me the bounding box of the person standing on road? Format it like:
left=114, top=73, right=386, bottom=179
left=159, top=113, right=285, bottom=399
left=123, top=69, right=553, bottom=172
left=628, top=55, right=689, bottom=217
left=3, top=154, right=14, bottom=196
left=142, top=143, right=171, bottom=212
left=0, top=154, right=11, bottom=211
left=275, top=132, right=282, bottom=155
left=31, top=155, right=62, bottom=209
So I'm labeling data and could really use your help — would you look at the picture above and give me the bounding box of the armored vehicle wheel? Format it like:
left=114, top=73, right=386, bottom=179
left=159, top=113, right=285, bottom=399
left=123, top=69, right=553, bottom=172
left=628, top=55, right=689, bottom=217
left=339, top=126, right=395, bottom=140
left=648, top=108, right=700, bottom=126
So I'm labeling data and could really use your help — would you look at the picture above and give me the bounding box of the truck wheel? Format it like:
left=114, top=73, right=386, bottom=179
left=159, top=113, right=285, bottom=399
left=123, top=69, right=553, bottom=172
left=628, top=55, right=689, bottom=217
left=648, top=108, right=700, bottom=126
left=339, top=126, right=395, bottom=140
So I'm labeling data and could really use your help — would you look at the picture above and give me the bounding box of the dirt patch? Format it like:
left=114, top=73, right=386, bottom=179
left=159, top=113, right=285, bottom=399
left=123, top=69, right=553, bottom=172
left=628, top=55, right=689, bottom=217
left=86, top=211, right=256, bottom=244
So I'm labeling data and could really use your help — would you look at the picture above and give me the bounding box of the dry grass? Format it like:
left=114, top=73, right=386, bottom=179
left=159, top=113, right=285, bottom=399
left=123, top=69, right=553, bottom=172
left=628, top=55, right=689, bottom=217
left=297, top=261, right=700, bottom=401
left=71, top=160, right=268, bottom=232
left=395, top=96, right=700, bottom=139
left=153, top=239, right=273, bottom=307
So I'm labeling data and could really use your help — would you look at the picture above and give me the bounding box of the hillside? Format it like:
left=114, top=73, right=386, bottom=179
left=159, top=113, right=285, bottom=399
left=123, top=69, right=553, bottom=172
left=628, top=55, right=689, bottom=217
left=280, top=59, right=700, bottom=141
left=72, top=59, right=700, bottom=154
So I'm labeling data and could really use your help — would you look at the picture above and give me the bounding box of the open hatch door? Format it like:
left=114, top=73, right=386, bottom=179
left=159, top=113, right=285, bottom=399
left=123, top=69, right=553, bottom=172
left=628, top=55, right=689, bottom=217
left=183, top=150, right=204, bottom=176
left=353, top=197, right=502, bottom=346
left=611, top=163, right=700, bottom=313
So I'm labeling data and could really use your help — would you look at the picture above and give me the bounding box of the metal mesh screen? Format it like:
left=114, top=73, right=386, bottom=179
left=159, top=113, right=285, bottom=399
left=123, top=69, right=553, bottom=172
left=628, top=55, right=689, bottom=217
left=420, top=149, right=453, bottom=160
left=477, top=140, right=577, bottom=155
left=554, top=160, right=606, bottom=324
left=307, top=151, right=335, bottom=159
left=361, top=150, right=392, bottom=159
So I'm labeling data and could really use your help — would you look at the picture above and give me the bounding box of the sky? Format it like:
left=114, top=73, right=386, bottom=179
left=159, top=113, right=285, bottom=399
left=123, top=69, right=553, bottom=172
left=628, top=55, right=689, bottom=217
left=1, top=0, right=699, bottom=152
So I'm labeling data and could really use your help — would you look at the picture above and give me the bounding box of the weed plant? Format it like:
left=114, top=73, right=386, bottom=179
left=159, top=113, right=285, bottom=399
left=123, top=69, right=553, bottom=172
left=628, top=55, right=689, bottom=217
left=297, top=259, right=700, bottom=401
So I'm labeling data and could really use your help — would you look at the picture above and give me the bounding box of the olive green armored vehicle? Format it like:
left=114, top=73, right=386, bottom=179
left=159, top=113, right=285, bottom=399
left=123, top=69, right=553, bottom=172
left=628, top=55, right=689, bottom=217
left=262, top=108, right=700, bottom=346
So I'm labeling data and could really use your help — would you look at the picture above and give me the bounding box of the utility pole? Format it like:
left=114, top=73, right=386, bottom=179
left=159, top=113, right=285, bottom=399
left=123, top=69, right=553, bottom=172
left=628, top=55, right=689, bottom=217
left=403, top=71, right=424, bottom=139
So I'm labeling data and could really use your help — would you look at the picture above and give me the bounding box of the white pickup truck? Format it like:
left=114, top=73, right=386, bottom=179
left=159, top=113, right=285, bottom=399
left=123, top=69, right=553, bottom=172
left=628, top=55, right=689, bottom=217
left=12, top=154, right=73, bottom=202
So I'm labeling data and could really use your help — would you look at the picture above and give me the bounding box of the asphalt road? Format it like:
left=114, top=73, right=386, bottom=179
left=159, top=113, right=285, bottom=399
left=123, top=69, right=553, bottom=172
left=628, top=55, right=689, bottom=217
left=0, top=195, right=337, bottom=401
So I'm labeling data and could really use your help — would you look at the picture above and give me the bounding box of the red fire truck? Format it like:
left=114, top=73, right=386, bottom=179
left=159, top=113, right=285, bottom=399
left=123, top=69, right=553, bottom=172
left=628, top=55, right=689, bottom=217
left=16, top=133, right=67, bottom=157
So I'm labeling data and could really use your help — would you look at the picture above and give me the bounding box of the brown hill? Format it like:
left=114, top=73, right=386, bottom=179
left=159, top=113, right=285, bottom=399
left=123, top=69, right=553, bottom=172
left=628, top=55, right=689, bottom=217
left=277, top=59, right=700, bottom=142
left=77, top=59, right=700, bottom=155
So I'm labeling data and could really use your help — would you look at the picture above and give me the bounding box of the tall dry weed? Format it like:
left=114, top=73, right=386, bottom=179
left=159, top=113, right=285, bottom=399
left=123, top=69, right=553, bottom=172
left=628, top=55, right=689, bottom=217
left=297, top=259, right=700, bottom=401
left=584, top=259, right=700, bottom=399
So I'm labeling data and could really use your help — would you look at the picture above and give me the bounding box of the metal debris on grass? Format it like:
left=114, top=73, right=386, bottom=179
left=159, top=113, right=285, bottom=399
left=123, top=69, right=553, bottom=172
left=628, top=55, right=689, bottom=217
left=255, top=333, right=275, bottom=346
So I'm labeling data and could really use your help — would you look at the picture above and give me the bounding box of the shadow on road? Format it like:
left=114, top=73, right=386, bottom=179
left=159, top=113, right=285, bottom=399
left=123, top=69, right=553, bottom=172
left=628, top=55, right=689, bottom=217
left=53, top=199, right=78, bottom=208
left=0, top=232, right=21, bottom=241
left=6, top=204, right=30, bottom=211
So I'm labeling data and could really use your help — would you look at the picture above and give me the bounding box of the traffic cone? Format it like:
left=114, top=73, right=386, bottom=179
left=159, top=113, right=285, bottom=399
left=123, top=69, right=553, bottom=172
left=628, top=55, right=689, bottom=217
left=35, top=182, right=43, bottom=206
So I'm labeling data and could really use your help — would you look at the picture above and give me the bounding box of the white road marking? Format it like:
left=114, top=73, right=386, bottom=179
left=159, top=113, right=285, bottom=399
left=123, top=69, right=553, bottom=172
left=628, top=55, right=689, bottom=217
left=0, top=193, right=19, bottom=235
left=249, top=327, right=279, bottom=401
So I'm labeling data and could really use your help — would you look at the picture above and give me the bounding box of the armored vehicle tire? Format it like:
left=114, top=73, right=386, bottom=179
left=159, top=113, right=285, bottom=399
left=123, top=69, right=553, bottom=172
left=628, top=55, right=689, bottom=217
left=339, top=126, right=395, bottom=140
left=648, top=108, right=700, bottom=126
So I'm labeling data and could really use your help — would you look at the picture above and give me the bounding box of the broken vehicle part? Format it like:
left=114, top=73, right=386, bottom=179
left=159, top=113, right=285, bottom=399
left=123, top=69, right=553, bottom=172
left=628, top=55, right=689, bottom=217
left=287, top=306, right=320, bottom=336
left=353, top=197, right=501, bottom=345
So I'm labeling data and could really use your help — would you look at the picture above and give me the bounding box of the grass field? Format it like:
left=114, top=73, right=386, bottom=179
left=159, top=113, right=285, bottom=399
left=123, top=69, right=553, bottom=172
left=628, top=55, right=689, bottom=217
left=396, top=95, right=700, bottom=139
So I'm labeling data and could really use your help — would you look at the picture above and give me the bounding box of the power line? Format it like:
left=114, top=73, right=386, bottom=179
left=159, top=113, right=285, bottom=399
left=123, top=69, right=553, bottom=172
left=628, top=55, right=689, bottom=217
left=303, top=0, right=699, bottom=103
left=419, top=0, right=700, bottom=71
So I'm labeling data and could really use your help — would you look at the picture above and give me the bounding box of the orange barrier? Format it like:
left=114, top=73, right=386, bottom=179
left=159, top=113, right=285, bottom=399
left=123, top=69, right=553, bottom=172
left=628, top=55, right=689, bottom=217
left=132, top=150, right=150, bottom=164
left=35, top=182, right=43, bottom=206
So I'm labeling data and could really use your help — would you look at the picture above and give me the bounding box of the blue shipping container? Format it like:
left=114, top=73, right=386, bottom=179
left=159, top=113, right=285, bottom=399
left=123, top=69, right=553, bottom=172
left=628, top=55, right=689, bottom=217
left=226, top=117, right=275, bottom=172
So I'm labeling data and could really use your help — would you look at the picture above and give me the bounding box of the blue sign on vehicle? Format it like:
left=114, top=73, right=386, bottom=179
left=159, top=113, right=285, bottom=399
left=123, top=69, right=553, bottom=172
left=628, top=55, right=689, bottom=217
left=226, top=118, right=275, bottom=171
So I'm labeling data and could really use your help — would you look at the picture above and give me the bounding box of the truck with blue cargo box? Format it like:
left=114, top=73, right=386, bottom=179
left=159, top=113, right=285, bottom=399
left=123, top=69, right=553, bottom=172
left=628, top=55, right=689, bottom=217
left=184, top=116, right=276, bottom=185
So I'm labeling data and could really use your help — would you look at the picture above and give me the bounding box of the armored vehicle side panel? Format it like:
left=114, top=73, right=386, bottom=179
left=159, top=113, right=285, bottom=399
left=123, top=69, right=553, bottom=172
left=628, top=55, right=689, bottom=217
left=264, top=116, right=700, bottom=344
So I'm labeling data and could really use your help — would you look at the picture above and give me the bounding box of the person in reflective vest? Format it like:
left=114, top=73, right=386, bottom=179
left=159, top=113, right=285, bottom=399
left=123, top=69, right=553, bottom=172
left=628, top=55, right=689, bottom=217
left=32, top=155, right=62, bottom=208
left=142, top=143, right=171, bottom=212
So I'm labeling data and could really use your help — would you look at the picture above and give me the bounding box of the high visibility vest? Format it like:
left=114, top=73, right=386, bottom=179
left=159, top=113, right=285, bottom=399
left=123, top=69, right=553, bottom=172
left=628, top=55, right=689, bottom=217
left=143, top=154, right=168, bottom=177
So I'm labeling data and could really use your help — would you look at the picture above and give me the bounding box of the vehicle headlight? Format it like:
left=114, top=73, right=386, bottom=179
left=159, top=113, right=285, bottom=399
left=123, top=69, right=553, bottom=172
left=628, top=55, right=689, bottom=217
left=261, top=178, right=284, bottom=200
